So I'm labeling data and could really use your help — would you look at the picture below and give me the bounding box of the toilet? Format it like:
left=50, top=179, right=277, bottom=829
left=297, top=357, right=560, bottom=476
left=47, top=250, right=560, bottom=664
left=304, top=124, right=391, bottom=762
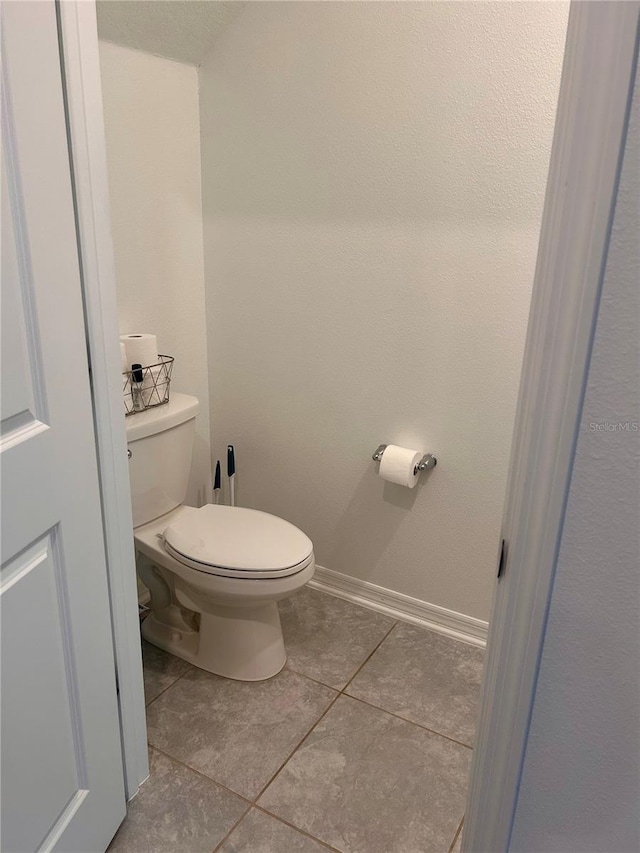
left=127, top=393, right=315, bottom=681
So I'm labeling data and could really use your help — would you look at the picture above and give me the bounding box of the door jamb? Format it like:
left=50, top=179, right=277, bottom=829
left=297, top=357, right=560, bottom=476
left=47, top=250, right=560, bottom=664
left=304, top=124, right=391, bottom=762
left=464, top=3, right=639, bottom=850
left=56, top=0, right=149, bottom=800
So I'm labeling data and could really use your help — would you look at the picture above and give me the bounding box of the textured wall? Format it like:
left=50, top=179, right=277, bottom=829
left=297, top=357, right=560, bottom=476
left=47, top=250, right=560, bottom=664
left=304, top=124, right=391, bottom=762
left=510, top=60, right=640, bottom=852
left=99, top=41, right=211, bottom=506
left=199, top=2, right=568, bottom=620
left=97, top=1, right=245, bottom=66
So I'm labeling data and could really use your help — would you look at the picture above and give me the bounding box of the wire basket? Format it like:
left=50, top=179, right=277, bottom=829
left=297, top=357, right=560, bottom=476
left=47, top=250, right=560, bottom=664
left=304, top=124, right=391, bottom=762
left=123, top=355, right=174, bottom=416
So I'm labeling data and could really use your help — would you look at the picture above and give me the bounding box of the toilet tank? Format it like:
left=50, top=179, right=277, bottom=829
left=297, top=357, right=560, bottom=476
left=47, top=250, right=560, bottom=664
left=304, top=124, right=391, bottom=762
left=126, top=393, right=200, bottom=527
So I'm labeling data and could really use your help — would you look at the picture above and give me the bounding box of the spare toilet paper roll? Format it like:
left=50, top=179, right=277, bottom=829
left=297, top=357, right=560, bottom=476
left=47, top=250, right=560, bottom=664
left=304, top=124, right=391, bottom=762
left=378, top=445, right=422, bottom=488
left=120, top=333, right=158, bottom=370
left=119, top=341, right=128, bottom=372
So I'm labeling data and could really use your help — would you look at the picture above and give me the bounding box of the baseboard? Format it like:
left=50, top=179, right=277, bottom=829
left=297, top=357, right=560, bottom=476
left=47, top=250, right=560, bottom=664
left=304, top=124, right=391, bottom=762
left=308, top=565, right=488, bottom=648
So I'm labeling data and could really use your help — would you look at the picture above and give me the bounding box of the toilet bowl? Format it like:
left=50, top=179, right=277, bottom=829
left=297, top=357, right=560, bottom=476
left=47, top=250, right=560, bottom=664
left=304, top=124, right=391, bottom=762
left=127, top=394, right=315, bottom=681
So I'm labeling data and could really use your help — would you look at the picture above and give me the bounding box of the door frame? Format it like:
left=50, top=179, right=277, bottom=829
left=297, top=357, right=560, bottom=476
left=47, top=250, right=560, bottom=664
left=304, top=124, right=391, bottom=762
left=55, top=0, right=639, bottom=833
left=56, top=0, right=148, bottom=800
left=464, top=2, right=639, bottom=850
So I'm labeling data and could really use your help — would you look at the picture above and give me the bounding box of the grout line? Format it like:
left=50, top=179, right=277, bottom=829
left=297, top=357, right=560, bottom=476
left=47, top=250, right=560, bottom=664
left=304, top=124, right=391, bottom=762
left=252, top=691, right=342, bottom=803
left=339, top=621, right=398, bottom=694
left=340, top=694, right=474, bottom=751
left=250, top=622, right=399, bottom=805
left=283, top=621, right=399, bottom=695
left=253, top=805, right=343, bottom=852
left=144, top=662, right=194, bottom=709
left=448, top=816, right=464, bottom=853
left=148, top=744, right=253, bottom=806
left=283, top=664, right=341, bottom=691
left=210, top=802, right=252, bottom=853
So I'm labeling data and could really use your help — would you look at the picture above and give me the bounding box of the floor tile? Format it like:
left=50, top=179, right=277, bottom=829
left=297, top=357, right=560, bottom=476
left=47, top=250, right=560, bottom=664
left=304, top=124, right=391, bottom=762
left=345, top=623, right=484, bottom=745
left=259, top=694, right=471, bottom=853
left=218, top=808, right=331, bottom=852
left=280, top=587, right=395, bottom=689
left=141, top=639, right=191, bottom=705
left=108, top=748, right=246, bottom=853
left=146, top=666, right=337, bottom=799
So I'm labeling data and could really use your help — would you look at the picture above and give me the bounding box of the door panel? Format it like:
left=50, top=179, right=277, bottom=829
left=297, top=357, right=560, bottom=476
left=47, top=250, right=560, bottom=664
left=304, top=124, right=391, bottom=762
left=1, top=534, right=82, bottom=853
left=0, top=160, right=44, bottom=437
left=1, top=2, right=126, bottom=850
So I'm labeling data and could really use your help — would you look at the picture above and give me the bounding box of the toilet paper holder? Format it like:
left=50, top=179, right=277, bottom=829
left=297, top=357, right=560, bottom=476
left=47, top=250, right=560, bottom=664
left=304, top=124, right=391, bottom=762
left=372, top=444, right=437, bottom=474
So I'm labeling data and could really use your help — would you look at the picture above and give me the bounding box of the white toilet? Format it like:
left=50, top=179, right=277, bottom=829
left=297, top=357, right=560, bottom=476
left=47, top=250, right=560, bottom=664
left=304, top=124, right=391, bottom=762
left=126, top=393, right=315, bottom=681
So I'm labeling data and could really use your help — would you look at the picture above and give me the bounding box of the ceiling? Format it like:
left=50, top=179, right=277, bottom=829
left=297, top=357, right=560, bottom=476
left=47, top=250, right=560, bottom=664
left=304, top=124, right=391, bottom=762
left=96, top=1, right=246, bottom=66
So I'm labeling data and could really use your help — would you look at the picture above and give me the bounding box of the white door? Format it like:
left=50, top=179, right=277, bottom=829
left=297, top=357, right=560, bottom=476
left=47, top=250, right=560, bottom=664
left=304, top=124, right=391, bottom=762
left=1, top=2, right=126, bottom=851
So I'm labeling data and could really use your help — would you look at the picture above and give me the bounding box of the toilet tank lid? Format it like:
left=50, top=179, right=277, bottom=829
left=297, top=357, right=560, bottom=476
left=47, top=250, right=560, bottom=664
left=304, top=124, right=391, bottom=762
left=125, top=392, right=199, bottom=442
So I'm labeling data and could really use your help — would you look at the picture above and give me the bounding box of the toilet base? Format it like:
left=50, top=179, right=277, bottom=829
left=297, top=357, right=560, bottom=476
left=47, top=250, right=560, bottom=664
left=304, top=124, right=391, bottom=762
left=141, top=601, right=287, bottom=682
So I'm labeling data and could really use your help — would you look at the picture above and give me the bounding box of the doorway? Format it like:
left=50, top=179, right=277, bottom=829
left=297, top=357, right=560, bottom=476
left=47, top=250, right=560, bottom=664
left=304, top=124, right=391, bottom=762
left=56, top=1, right=640, bottom=852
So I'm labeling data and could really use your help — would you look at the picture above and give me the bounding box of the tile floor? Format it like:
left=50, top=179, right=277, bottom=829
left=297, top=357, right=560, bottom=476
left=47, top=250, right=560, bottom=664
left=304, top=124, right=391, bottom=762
left=110, top=587, right=484, bottom=853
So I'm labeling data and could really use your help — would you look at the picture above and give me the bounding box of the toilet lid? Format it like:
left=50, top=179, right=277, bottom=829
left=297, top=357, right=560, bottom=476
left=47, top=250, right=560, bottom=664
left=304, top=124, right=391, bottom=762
left=163, top=504, right=313, bottom=573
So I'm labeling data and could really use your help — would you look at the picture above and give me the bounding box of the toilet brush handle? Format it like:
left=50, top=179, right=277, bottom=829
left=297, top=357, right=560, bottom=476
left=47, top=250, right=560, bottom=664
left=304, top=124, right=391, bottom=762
left=213, top=460, right=221, bottom=505
left=227, top=445, right=236, bottom=507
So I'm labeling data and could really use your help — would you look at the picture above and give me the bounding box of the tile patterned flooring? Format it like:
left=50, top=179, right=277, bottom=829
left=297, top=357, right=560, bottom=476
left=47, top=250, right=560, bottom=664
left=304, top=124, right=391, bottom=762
left=110, top=587, right=483, bottom=853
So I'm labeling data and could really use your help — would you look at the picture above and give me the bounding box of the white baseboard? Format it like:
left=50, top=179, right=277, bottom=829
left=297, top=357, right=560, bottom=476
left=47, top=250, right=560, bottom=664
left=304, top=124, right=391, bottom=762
left=308, top=565, right=488, bottom=648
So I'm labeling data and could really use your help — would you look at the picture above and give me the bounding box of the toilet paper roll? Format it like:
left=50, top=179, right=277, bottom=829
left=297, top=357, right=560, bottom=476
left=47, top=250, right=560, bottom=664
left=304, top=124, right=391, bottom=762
left=120, top=333, right=158, bottom=371
left=378, top=445, right=422, bottom=488
left=120, top=341, right=128, bottom=372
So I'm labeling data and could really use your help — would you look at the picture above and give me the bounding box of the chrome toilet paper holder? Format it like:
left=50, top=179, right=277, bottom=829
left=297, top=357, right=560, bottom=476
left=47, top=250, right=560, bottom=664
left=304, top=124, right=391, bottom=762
left=372, top=444, right=437, bottom=474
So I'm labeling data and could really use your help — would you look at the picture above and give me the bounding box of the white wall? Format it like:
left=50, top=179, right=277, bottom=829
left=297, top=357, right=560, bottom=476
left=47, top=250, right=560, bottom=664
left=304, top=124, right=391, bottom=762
left=99, top=41, right=210, bottom=506
left=510, top=59, right=640, bottom=853
left=199, top=2, right=568, bottom=620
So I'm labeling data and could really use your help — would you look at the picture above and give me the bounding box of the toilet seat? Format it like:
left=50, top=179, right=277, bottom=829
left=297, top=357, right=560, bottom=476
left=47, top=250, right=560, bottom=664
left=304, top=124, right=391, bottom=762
left=162, top=504, right=314, bottom=580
